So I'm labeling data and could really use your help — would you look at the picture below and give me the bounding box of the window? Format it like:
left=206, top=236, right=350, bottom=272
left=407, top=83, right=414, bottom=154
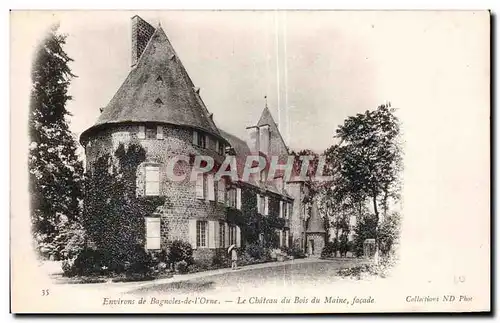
left=229, top=225, right=237, bottom=246
left=216, top=141, right=225, bottom=155
left=258, top=195, right=265, bottom=215
left=207, top=174, right=215, bottom=201
left=145, top=125, right=157, bottom=139
left=157, top=125, right=164, bottom=140
left=282, top=201, right=288, bottom=219
left=138, top=125, right=146, bottom=139
left=227, top=188, right=240, bottom=209
left=196, top=174, right=205, bottom=199
left=196, top=174, right=217, bottom=201
left=145, top=217, right=161, bottom=250
left=193, top=130, right=206, bottom=148
left=219, top=221, right=226, bottom=248
left=264, top=196, right=269, bottom=216
left=145, top=166, right=160, bottom=196
left=217, top=178, right=225, bottom=204
left=196, top=221, right=208, bottom=248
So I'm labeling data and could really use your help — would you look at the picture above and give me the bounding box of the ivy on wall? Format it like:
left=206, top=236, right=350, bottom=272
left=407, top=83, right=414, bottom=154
left=83, top=142, right=166, bottom=267
left=225, top=185, right=285, bottom=249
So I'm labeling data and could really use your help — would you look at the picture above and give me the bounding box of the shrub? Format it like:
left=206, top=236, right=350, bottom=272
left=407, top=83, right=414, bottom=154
left=321, top=241, right=337, bottom=258
left=211, top=250, right=227, bottom=269
left=289, top=245, right=306, bottom=259
left=168, top=240, right=193, bottom=265
left=125, top=245, right=156, bottom=276
left=64, top=247, right=110, bottom=277
left=245, top=243, right=266, bottom=260
left=280, top=246, right=292, bottom=256
left=175, top=260, right=189, bottom=274
left=378, top=212, right=401, bottom=256
left=238, top=253, right=256, bottom=266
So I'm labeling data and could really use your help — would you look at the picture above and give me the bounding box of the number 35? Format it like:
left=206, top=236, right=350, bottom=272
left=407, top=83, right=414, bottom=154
left=41, top=289, right=49, bottom=296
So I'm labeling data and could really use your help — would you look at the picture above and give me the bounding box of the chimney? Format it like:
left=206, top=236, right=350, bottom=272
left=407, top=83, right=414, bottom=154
left=246, top=126, right=260, bottom=153
left=259, top=125, right=270, bottom=156
left=131, top=15, right=156, bottom=68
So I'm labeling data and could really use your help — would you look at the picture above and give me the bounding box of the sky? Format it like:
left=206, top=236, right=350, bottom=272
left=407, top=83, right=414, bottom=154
left=52, top=10, right=399, bottom=154
left=10, top=10, right=491, bottom=299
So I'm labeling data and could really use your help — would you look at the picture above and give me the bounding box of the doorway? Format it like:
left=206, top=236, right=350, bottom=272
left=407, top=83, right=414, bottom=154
left=308, top=239, right=315, bottom=255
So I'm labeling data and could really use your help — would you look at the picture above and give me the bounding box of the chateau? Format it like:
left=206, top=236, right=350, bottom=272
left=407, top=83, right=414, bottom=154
left=80, top=16, right=326, bottom=262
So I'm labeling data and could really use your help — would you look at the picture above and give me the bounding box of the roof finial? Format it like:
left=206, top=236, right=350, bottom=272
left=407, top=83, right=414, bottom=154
left=264, top=95, right=268, bottom=109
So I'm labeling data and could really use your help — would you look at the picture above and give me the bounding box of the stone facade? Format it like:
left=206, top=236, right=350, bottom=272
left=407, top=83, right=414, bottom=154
left=81, top=16, right=319, bottom=264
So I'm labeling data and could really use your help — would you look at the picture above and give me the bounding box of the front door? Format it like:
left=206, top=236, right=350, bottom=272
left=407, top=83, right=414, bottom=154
left=308, top=239, right=315, bottom=255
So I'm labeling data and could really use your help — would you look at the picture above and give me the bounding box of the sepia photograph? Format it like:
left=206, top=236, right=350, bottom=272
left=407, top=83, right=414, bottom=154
left=10, top=10, right=490, bottom=313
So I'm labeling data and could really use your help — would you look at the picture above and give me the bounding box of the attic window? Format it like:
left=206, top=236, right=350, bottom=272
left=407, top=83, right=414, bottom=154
left=155, top=98, right=163, bottom=104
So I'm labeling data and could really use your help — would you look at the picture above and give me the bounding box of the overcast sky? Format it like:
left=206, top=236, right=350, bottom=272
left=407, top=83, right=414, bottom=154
left=52, top=10, right=406, bottom=153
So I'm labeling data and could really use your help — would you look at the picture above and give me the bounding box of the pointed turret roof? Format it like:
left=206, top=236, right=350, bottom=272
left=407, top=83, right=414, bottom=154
left=306, top=201, right=326, bottom=233
left=256, top=106, right=277, bottom=127
left=81, top=23, right=224, bottom=143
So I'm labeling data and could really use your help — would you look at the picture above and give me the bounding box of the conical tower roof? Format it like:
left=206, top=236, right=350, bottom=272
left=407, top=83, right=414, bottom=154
left=81, top=23, right=224, bottom=143
left=306, top=200, right=326, bottom=233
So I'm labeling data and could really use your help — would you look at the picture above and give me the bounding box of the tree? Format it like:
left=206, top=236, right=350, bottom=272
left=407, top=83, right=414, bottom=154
left=326, top=103, right=402, bottom=258
left=334, top=103, right=401, bottom=224
left=28, top=24, right=83, bottom=258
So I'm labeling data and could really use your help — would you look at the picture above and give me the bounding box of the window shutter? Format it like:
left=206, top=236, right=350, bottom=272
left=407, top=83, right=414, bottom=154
left=213, top=221, right=220, bottom=248
left=215, top=140, right=219, bottom=153
left=224, top=223, right=230, bottom=248
left=196, top=174, right=204, bottom=199
left=279, top=201, right=283, bottom=218
left=288, top=203, right=292, bottom=219
left=193, top=130, right=198, bottom=145
left=156, top=126, right=164, bottom=140
left=145, top=217, right=161, bottom=250
left=236, top=226, right=241, bottom=248
left=189, top=219, right=197, bottom=249
left=285, top=231, right=289, bottom=247
left=236, top=188, right=242, bottom=210
left=217, top=179, right=225, bottom=203
left=138, top=125, right=146, bottom=139
left=207, top=174, right=215, bottom=201
left=257, top=195, right=261, bottom=213
left=145, top=166, right=160, bottom=196
left=264, top=196, right=269, bottom=216
left=279, top=230, right=283, bottom=247
left=208, top=221, right=216, bottom=248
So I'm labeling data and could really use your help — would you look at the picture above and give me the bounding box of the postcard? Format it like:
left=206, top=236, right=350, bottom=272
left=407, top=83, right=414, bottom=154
left=10, top=10, right=490, bottom=313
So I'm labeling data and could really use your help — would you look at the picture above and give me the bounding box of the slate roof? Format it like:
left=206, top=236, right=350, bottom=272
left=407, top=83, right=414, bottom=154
left=218, top=128, right=293, bottom=199
left=81, top=24, right=224, bottom=143
left=306, top=201, right=326, bottom=233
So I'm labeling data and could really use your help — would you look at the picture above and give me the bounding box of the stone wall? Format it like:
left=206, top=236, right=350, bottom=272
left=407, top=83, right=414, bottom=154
left=85, top=123, right=227, bottom=261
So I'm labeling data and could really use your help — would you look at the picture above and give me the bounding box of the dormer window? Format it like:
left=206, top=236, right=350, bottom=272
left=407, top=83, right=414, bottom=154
left=145, top=125, right=157, bottom=139
left=216, top=141, right=225, bottom=155
left=138, top=124, right=164, bottom=140
left=192, top=130, right=206, bottom=148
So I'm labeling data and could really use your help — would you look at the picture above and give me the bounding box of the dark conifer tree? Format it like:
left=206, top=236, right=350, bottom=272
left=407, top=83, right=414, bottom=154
left=28, top=24, right=83, bottom=257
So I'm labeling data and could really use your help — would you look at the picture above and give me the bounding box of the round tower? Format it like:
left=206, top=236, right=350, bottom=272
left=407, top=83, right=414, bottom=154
left=80, top=16, right=230, bottom=262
